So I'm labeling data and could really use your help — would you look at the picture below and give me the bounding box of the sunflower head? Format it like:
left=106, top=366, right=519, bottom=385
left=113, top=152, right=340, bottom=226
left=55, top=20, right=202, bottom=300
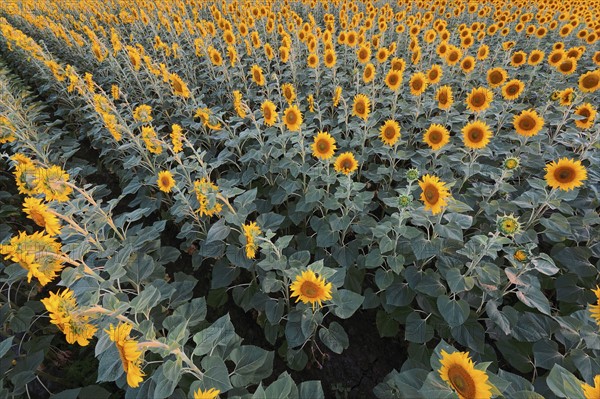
left=588, top=287, right=600, bottom=328
left=334, top=152, right=358, bottom=175
left=262, top=100, right=278, bottom=126
left=501, top=79, right=525, bottom=100
left=409, top=72, right=428, bottom=96
left=544, top=158, right=587, bottom=191
left=496, top=214, right=521, bottom=236
left=398, top=194, right=412, bottom=208
left=439, top=350, right=492, bottom=399
left=380, top=120, right=401, bottom=146
left=514, top=249, right=529, bottom=263
left=385, top=69, right=403, bottom=91
left=418, top=174, right=451, bottom=215
left=157, top=170, right=175, bottom=193
left=423, top=124, right=450, bottom=151
left=290, top=270, right=333, bottom=309
left=23, top=197, right=61, bottom=236
left=513, top=109, right=544, bottom=137
left=250, top=64, right=265, bottom=86
left=312, top=132, right=337, bottom=160
left=466, top=87, right=493, bottom=112
left=486, top=67, right=507, bottom=88
left=283, top=105, right=303, bottom=131
left=574, top=103, right=597, bottom=129
left=436, top=85, right=454, bottom=110
left=242, top=221, right=261, bottom=259
left=462, top=120, right=492, bottom=149
left=193, top=388, right=221, bottom=399
left=503, top=156, right=520, bottom=170
left=352, top=94, right=371, bottom=121
left=578, top=70, right=600, bottom=93
left=363, top=63, right=376, bottom=83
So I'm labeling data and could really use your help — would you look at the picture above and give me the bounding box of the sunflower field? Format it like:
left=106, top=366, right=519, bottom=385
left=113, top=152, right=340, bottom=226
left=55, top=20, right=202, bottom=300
left=0, top=0, right=599, bottom=398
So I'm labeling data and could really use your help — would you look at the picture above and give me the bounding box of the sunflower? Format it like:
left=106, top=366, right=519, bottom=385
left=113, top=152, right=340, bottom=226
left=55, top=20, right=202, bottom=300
left=307, top=53, right=319, bottom=68
left=510, top=50, right=527, bottom=67
left=391, top=57, right=406, bottom=72
left=589, top=287, right=600, bottom=328
left=242, top=221, right=261, bottom=259
left=528, top=50, right=545, bottom=65
left=352, top=94, right=371, bottom=121
left=14, top=163, right=41, bottom=196
left=593, top=51, right=600, bottom=66
left=446, top=47, right=462, bottom=65
left=41, top=289, right=97, bottom=347
left=281, top=83, right=296, bottom=104
left=250, top=64, right=265, bottom=86
left=579, top=70, right=600, bottom=92
left=514, top=249, right=529, bottom=263
left=582, top=375, right=600, bottom=399
left=557, top=88, right=575, bottom=106
left=465, top=87, right=493, bottom=112
left=460, top=56, right=476, bottom=73
left=363, top=63, right=376, bottom=83
left=385, top=69, right=403, bottom=91
left=23, top=197, right=61, bottom=236
left=283, top=105, right=303, bottom=131
left=193, top=388, right=220, bottom=399
left=379, top=120, right=401, bottom=146
left=513, top=109, right=544, bottom=137
left=436, top=85, right=454, bottom=110
left=477, top=44, right=489, bottom=60
left=504, top=157, right=520, bottom=170
left=438, top=350, right=492, bottom=399
left=487, top=67, right=508, bottom=88
left=133, top=104, right=152, bottom=123
left=462, top=120, right=492, bottom=149
left=544, top=158, right=587, bottom=191
left=262, top=100, right=278, bottom=126
left=376, top=47, right=390, bottom=63
left=334, top=152, right=358, bottom=175
left=574, top=103, right=597, bottom=129
left=423, top=124, right=450, bottom=150
left=307, top=94, right=315, bottom=112
left=37, top=166, right=73, bottom=202
left=501, top=79, right=525, bottom=100
left=419, top=174, right=451, bottom=215
left=0, top=116, right=16, bottom=144
left=496, top=214, right=521, bottom=236
left=290, top=270, right=333, bottom=309
left=333, top=86, right=342, bottom=107
left=427, top=64, right=443, bottom=84
left=548, top=49, right=566, bottom=67
left=208, top=47, right=223, bottom=66
left=557, top=58, right=577, bottom=75
left=324, top=49, right=336, bottom=68
left=170, top=124, right=183, bottom=153
left=279, top=46, right=290, bottom=62
left=312, top=131, right=337, bottom=160
left=106, top=323, right=145, bottom=388
left=0, top=231, right=64, bottom=286
left=157, top=170, right=175, bottom=193
left=141, top=126, right=163, bottom=154
left=170, top=73, right=190, bottom=98
left=357, top=45, right=371, bottom=64
left=409, top=72, right=428, bottom=96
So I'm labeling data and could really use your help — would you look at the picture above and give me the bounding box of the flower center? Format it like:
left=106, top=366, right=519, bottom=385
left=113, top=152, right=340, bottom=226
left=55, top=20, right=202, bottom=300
left=389, top=74, right=398, bottom=85
left=463, top=61, right=472, bottom=69
left=356, top=102, right=365, bottom=113
left=578, top=108, right=591, bottom=120
left=439, top=92, right=448, bottom=103
left=264, top=107, right=272, bottom=119
left=514, top=54, right=523, bottom=63
left=286, top=112, right=297, bottom=124
left=384, top=126, right=396, bottom=139
left=424, top=185, right=439, bottom=203
left=342, top=159, right=353, bottom=169
left=468, top=128, right=483, bottom=142
left=253, top=70, right=261, bottom=81
left=318, top=140, right=329, bottom=152
left=413, top=79, right=423, bottom=90
left=429, top=130, right=442, bottom=143
left=490, top=71, right=502, bottom=84
left=30, top=210, right=46, bottom=227
left=300, top=281, right=320, bottom=298
left=449, top=52, right=458, bottom=61
left=429, top=70, right=438, bottom=80
left=161, top=176, right=171, bottom=187
left=471, top=93, right=486, bottom=107
left=518, top=115, right=535, bottom=130
left=582, top=74, right=599, bottom=89
left=554, top=166, right=574, bottom=183
left=447, top=365, right=477, bottom=399
left=507, top=84, right=518, bottom=95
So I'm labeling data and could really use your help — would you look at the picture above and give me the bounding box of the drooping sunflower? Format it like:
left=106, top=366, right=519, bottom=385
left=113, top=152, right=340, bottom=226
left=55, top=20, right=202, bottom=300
left=427, top=64, right=443, bottom=84
left=333, top=86, right=342, bottom=107
left=581, top=375, right=600, bottom=399
left=557, top=88, right=576, bottom=106
left=23, top=197, right=61, bottom=236
left=311, top=132, right=337, bottom=160
left=334, top=152, right=358, bottom=175
left=193, top=388, right=221, bottom=399
left=574, top=103, right=597, bottom=129
left=169, top=73, right=190, bottom=98
left=290, top=269, right=333, bottom=309
left=250, top=64, right=265, bottom=86
left=363, top=63, right=376, bottom=83
left=37, top=166, right=73, bottom=202
left=465, top=87, right=493, bottom=112
left=460, top=56, right=476, bottom=73
left=379, top=120, right=401, bottom=146
left=436, top=85, right=454, bottom=110
left=41, top=289, right=97, bottom=347
left=385, top=69, right=402, bottom=91
left=194, top=178, right=222, bottom=217
left=133, top=104, right=152, bottom=123
left=513, top=109, right=544, bottom=137
left=14, top=163, right=41, bottom=196
left=261, top=100, right=278, bottom=126
left=544, top=158, right=587, bottom=191
left=419, top=174, right=451, bottom=215
left=502, top=79, right=525, bottom=100
left=242, top=221, right=261, bottom=259
left=105, top=323, right=145, bottom=388
left=486, top=67, right=508, bottom=88
left=409, top=72, right=428, bottom=96
left=352, top=94, right=371, bottom=121
left=462, top=120, right=492, bottom=149
left=579, top=70, right=600, bottom=92
left=423, top=124, right=450, bottom=150
left=438, top=350, right=493, bottom=399
left=157, top=170, right=175, bottom=193
left=589, top=287, right=600, bottom=328
left=170, top=124, right=183, bottom=153
left=283, top=105, right=303, bottom=131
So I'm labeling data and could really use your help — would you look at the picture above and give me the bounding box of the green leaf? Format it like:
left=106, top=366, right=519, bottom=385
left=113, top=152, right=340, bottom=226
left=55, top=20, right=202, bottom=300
left=331, top=289, right=364, bottom=319
left=533, top=340, right=563, bottom=370
left=546, top=364, right=585, bottom=399
left=446, top=269, right=475, bottom=293
left=201, top=356, right=233, bottom=393
left=405, top=311, right=434, bottom=344
left=50, top=388, right=81, bottom=399
left=437, top=295, right=470, bottom=328
left=319, top=322, right=349, bottom=354
left=299, top=381, right=324, bottom=399
left=263, top=372, right=297, bottom=399
left=126, top=253, right=155, bottom=285
left=205, top=219, right=230, bottom=244
left=229, top=345, right=274, bottom=387
left=531, top=253, right=559, bottom=276
left=0, top=336, right=13, bottom=358
left=376, top=310, right=400, bottom=337
left=153, top=360, right=181, bottom=399
left=130, top=286, right=161, bottom=314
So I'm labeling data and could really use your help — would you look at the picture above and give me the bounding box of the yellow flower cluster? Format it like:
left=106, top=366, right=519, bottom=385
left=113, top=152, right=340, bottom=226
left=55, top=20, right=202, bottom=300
left=41, top=289, right=97, bottom=346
